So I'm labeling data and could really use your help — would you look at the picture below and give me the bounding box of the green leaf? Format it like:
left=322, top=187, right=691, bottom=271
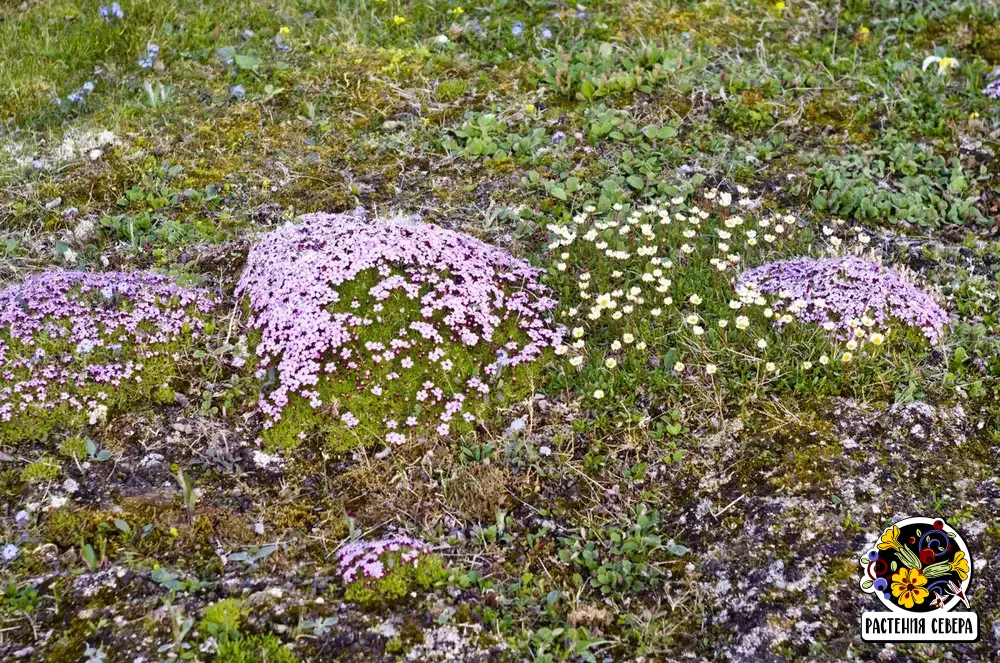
left=81, top=544, right=98, bottom=571
left=234, top=54, right=261, bottom=70
left=626, top=175, right=644, bottom=190
left=550, top=186, right=568, bottom=201
left=114, top=519, right=131, bottom=534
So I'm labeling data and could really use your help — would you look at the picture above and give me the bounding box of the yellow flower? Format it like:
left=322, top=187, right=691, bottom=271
left=279, top=26, right=291, bottom=37
left=949, top=551, right=969, bottom=581
left=878, top=525, right=901, bottom=551
left=169, top=527, right=179, bottom=537
left=870, top=332, right=884, bottom=346
left=842, top=352, right=853, bottom=362
left=774, top=1, right=785, bottom=9
left=451, top=6, right=464, bottom=15
left=891, top=567, right=929, bottom=609
left=393, top=15, right=407, bottom=25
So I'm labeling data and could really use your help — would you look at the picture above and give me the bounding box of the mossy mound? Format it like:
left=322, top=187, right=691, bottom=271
left=237, top=210, right=563, bottom=450
left=0, top=269, right=215, bottom=444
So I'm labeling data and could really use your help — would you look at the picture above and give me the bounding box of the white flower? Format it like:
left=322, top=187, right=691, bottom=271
left=673, top=362, right=685, bottom=373
left=593, top=389, right=605, bottom=399
left=605, top=358, right=617, bottom=369
left=736, top=316, right=750, bottom=330
left=870, top=332, right=885, bottom=346
left=63, top=478, right=79, bottom=494
left=705, top=364, right=717, bottom=375
left=622, top=333, right=634, bottom=344
left=88, top=404, right=108, bottom=426
left=802, top=361, right=813, bottom=370
left=569, top=356, right=584, bottom=367
left=692, top=325, right=704, bottom=336
left=2, top=544, right=18, bottom=562
left=573, top=327, right=585, bottom=338
left=819, top=355, right=830, bottom=365
left=689, top=294, right=702, bottom=305
left=718, top=319, right=728, bottom=328
left=765, top=361, right=776, bottom=372
left=685, top=314, right=699, bottom=325
left=922, top=55, right=959, bottom=75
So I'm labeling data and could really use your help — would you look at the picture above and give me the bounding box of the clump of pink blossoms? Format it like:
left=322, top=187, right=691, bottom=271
left=237, top=210, right=563, bottom=447
left=736, top=256, right=948, bottom=343
left=335, top=535, right=430, bottom=584
left=0, top=270, right=215, bottom=437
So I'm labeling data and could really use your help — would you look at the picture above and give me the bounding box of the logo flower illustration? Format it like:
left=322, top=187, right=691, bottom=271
left=890, top=567, right=928, bottom=609
left=860, top=517, right=973, bottom=613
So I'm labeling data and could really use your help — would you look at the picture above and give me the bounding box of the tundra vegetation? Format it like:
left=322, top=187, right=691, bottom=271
left=1, top=0, right=999, bottom=661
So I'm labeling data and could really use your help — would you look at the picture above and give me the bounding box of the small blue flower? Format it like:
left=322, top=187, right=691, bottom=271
left=147, top=44, right=160, bottom=57
left=138, top=57, right=153, bottom=69
left=68, top=91, right=84, bottom=103
left=82, top=81, right=95, bottom=93
left=511, top=22, right=523, bottom=37
left=242, top=29, right=255, bottom=39
left=541, top=28, right=553, bottom=40
left=230, top=84, right=246, bottom=98
left=100, top=2, right=123, bottom=21
left=551, top=131, right=566, bottom=144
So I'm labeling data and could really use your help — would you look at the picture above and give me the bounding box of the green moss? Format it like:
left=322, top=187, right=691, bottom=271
left=58, top=437, right=89, bottom=460
left=152, top=386, right=176, bottom=406
left=435, top=79, right=469, bottom=102
left=343, top=552, right=447, bottom=607
left=20, top=457, right=61, bottom=483
left=216, top=634, right=297, bottom=663
left=203, top=598, right=244, bottom=635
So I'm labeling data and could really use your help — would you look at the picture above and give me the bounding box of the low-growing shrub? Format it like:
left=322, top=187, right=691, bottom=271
left=237, top=211, right=564, bottom=450
left=0, top=270, right=215, bottom=442
left=539, top=42, right=693, bottom=101
left=809, top=143, right=987, bottom=228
